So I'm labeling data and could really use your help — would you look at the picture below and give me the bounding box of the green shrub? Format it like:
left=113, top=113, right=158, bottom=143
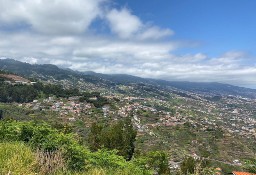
left=179, top=157, right=196, bottom=175
left=244, top=159, right=256, bottom=173
left=145, top=151, right=170, bottom=175
left=0, top=121, right=87, bottom=170
left=88, top=118, right=137, bottom=161
left=0, top=120, right=151, bottom=174
left=178, top=157, right=211, bottom=175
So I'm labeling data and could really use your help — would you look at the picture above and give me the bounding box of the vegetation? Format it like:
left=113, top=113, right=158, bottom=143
left=88, top=118, right=136, bottom=160
left=0, top=82, right=38, bottom=103
left=0, top=120, right=171, bottom=175
left=178, top=157, right=216, bottom=175
left=244, top=159, right=256, bottom=173
left=0, top=64, right=255, bottom=174
left=0, top=142, right=36, bottom=174
left=0, top=81, right=108, bottom=108
left=143, top=151, right=170, bottom=175
left=0, top=81, right=80, bottom=103
left=0, top=109, right=3, bottom=120
left=79, top=92, right=109, bottom=108
left=0, top=120, right=224, bottom=175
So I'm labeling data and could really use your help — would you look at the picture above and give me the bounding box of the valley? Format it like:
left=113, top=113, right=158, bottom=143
left=0, top=59, right=255, bottom=174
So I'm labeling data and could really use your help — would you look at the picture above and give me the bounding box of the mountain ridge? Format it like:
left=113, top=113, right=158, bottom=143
left=1, top=58, right=256, bottom=99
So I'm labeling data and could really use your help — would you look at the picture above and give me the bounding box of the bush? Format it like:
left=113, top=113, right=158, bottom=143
left=0, top=120, right=88, bottom=170
left=88, top=118, right=137, bottom=160
left=244, top=159, right=256, bottom=173
left=145, top=151, right=170, bottom=175
left=0, top=120, right=151, bottom=174
left=179, top=157, right=196, bottom=175
left=178, top=157, right=212, bottom=175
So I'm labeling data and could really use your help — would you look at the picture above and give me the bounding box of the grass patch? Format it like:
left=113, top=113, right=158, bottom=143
left=0, top=142, right=36, bottom=175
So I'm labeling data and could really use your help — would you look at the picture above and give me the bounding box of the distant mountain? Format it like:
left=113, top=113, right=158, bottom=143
left=1, top=58, right=256, bottom=99
left=83, top=71, right=256, bottom=98
left=0, top=58, right=106, bottom=84
left=152, top=79, right=256, bottom=98
left=82, top=72, right=153, bottom=85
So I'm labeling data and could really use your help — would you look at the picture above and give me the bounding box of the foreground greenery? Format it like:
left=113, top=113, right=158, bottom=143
left=2, top=120, right=252, bottom=175
left=0, top=120, right=171, bottom=175
left=0, top=142, right=36, bottom=174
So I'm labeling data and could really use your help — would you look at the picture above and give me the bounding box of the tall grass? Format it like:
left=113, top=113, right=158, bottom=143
left=0, top=142, right=36, bottom=175
left=36, top=149, right=66, bottom=175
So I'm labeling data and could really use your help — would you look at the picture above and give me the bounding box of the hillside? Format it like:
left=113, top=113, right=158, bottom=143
left=1, top=59, right=256, bottom=99
left=0, top=73, right=31, bottom=83
left=0, top=59, right=256, bottom=174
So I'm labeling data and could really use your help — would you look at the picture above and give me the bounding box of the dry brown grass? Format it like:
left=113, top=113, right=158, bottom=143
left=35, top=149, right=66, bottom=175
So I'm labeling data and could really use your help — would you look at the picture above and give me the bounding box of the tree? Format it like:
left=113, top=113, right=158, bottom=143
left=0, top=109, right=3, bottom=120
left=179, top=157, right=210, bottom=175
left=180, top=157, right=196, bottom=175
left=88, top=118, right=137, bottom=160
left=146, top=151, right=170, bottom=175
left=88, top=123, right=104, bottom=151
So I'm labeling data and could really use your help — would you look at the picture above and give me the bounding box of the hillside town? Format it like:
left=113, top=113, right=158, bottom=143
left=21, top=89, right=256, bottom=140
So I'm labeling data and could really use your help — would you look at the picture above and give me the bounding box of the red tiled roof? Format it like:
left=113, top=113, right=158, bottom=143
left=233, top=171, right=256, bottom=175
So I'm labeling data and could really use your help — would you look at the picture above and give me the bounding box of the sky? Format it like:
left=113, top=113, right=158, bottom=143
left=0, top=0, right=256, bottom=88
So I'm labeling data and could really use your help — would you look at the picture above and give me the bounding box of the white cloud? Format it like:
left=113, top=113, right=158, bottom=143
left=0, top=0, right=105, bottom=34
left=106, top=7, right=173, bottom=40
left=106, top=8, right=143, bottom=39
left=1, top=31, right=256, bottom=88
left=0, top=0, right=256, bottom=88
left=22, top=57, right=38, bottom=64
left=0, top=1, right=27, bottom=23
left=223, top=51, right=245, bottom=58
left=50, top=37, right=77, bottom=46
left=172, top=53, right=207, bottom=63
left=210, top=51, right=246, bottom=65
left=139, top=26, right=174, bottom=40
left=73, top=41, right=176, bottom=61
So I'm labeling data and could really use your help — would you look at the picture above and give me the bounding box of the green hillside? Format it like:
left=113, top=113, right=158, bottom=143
left=0, top=61, right=255, bottom=174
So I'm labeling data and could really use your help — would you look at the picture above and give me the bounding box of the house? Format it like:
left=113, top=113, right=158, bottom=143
left=232, top=171, right=256, bottom=175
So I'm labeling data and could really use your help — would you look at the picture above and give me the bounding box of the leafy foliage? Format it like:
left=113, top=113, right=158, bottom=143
left=179, top=157, right=210, bottom=175
left=0, top=109, right=3, bottom=120
left=0, top=82, right=38, bottom=103
left=0, top=120, right=152, bottom=174
left=88, top=118, right=137, bottom=160
left=143, top=151, right=170, bottom=175
left=0, top=81, right=81, bottom=103
left=244, top=159, right=256, bottom=173
left=180, top=157, right=196, bottom=174
left=79, top=92, right=109, bottom=108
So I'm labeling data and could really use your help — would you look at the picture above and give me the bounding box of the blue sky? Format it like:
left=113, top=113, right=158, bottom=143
left=0, top=0, right=256, bottom=88
left=115, top=0, right=256, bottom=57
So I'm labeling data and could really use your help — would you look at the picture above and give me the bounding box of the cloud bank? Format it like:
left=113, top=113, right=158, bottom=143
left=0, top=0, right=255, bottom=88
